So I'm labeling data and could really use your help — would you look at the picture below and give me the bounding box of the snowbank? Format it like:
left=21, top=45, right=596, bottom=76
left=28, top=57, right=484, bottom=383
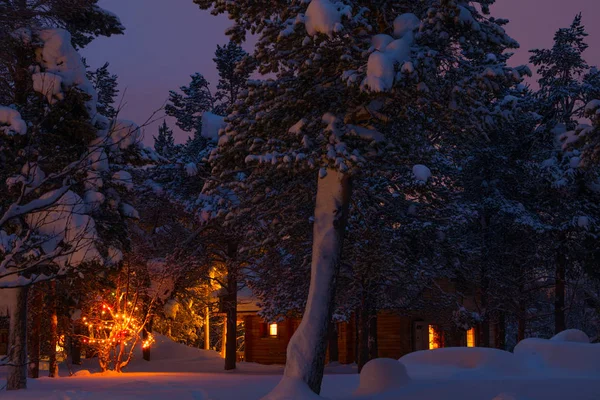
left=514, top=335, right=600, bottom=373
left=400, top=347, right=524, bottom=379
left=262, top=377, right=324, bottom=400
left=354, top=358, right=410, bottom=397
left=550, top=329, right=590, bottom=343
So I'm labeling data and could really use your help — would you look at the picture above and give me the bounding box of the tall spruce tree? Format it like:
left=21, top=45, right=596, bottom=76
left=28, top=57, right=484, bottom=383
left=87, top=62, right=119, bottom=119
left=165, top=73, right=213, bottom=135
left=154, top=120, right=176, bottom=159
left=195, top=0, right=525, bottom=394
left=213, top=41, right=253, bottom=115
left=530, top=14, right=590, bottom=129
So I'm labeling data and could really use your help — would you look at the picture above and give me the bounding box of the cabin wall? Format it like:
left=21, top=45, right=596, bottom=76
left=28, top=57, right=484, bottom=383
left=243, top=315, right=299, bottom=365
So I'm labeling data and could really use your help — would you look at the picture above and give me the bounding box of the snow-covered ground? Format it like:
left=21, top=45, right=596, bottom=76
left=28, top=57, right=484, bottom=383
left=1, top=331, right=599, bottom=399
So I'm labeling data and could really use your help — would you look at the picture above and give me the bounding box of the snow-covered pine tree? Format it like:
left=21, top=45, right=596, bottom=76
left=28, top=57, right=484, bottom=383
left=165, top=73, right=214, bottom=135
left=528, top=15, right=600, bottom=335
left=87, top=62, right=119, bottom=119
left=196, top=0, right=525, bottom=394
left=530, top=14, right=590, bottom=130
left=154, top=120, right=176, bottom=159
left=165, top=73, right=214, bottom=162
left=0, top=22, right=152, bottom=389
left=212, top=41, right=254, bottom=115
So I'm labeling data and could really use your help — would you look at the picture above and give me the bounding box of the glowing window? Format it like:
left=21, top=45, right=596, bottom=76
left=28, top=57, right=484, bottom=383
left=428, top=325, right=441, bottom=350
left=467, top=328, right=476, bottom=348
left=269, top=323, right=278, bottom=337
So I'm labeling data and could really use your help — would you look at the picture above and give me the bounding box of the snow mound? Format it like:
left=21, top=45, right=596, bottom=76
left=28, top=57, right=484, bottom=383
left=354, top=358, right=410, bottom=397
left=72, top=369, right=92, bottom=377
left=108, top=120, right=142, bottom=150
left=36, top=29, right=98, bottom=118
left=305, top=0, right=351, bottom=37
left=202, top=112, right=226, bottom=142
left=262, top=377, right=324, bottom=400
left=400, top=347, right=523, bottom=379
left=492, top=394, right=531, bottom=400
left=514, top=337, right=600, bottom=373
left=0, top=106, right=27, bottom=135
left=32, top=72, right=63, bottom=104
left=412, top=164, right=432, bottom=183
left=362, top=13, right=420, bottom=92
left=550, top=329, right=589, bottom=343
left=394, top=13, right=420, bottom=38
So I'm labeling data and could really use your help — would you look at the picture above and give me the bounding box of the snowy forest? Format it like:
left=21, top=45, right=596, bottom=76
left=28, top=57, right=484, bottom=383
left=1, top=1, right=600, bottom=399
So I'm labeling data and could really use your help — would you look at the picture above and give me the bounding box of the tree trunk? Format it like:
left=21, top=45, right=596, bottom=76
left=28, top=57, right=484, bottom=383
left=555, top=249, right=567, bottom=334
left=517, top=311, right=526, bottom=343
left=48, top=281, right=59, bottom=378
left=28, top=287, right=43, bottom=378
left=496, top=313, right=506, bottom=350
left=327, top=322, right=339, bottom=363
left=278, top=170, right=352, bottom=395
left=368, top=312, right=378, bottom=361
left=357, top=303, right=369, bottom=373
left=143, top=317, right=153, bottom=361
left=224, top=241, right=238, bottom=371
left=7, top=287, right=28, bottom=390
left=72, top=323, right=82, bottom=365
left=481, top=320, right=490, bottom=348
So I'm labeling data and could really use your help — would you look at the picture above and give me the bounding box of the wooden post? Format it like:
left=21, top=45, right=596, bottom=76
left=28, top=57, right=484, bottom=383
left=204, top=305, right=210, bottom=350
left=221, top=315, right=227, bottom=358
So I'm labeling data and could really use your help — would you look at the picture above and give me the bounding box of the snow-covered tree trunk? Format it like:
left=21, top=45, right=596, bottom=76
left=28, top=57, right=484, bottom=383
left=280, top=169, right=352, bottom=394
left=7, top=286, right=29, bottom=390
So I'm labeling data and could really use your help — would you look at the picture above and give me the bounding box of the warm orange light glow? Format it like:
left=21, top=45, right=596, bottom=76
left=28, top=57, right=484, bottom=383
left=467, top=328, right=476, bottom=347
left=269, top=323, right=278, bottom=337
left=429, top=325, right=440, bottom=350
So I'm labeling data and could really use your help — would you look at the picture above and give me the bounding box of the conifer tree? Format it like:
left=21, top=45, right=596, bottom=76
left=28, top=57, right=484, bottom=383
left=196, top=0, right=525, bottom=394
left=213, top=41, right=253, bottom=115
left=530, top=14, right=590, bottom=129
left=88, top=62, right=119, bottom=119
left=165, top=73, right=214, bottom=135
left=154, top=120, right=176, bottom=159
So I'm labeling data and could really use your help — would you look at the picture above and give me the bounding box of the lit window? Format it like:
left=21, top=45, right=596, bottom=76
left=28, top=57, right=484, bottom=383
left=466, top=328, right=476, bottom=348
left=428, top=325, right=441, bottom=350
left=269, top=323, right=278, bottom=337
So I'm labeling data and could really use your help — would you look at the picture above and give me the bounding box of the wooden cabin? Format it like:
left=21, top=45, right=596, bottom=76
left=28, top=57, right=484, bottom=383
left=238, top=280, right=495, bottom=365
left=241, top=312, right=490, bottom=365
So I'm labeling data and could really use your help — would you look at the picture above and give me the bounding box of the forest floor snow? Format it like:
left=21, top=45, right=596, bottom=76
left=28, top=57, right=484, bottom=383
left=1, top=331, right=599, bottom=399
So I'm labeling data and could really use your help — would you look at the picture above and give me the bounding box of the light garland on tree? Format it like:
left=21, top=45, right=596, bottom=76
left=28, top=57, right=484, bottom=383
left=79, top=299, right=154, bottom=372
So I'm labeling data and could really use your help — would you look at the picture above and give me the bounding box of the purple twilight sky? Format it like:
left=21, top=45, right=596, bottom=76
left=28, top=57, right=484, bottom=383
left=83, top=0, right=600, bottom=145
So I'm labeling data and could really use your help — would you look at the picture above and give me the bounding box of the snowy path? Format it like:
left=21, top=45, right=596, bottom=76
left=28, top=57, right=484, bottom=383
left=3, top=372, right=600, bottom=400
